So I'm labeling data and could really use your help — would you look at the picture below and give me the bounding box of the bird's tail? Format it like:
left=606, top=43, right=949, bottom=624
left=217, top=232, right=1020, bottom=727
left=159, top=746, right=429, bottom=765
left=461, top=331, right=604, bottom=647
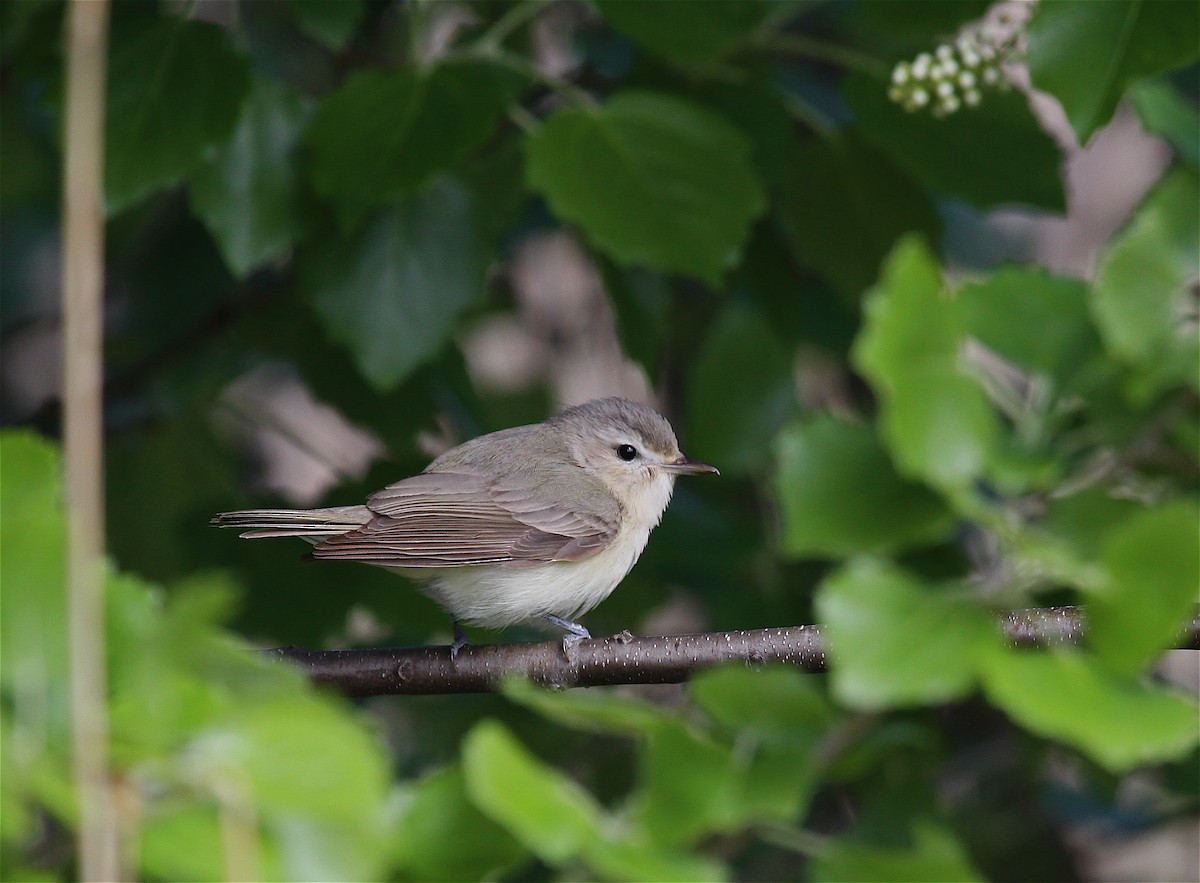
left=210, top=505, right=370, bottom=540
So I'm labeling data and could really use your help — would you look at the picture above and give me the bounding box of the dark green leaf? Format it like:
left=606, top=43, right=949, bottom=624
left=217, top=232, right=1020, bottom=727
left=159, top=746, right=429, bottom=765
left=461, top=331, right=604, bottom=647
left=290, top=0, right=364, bottom=50
left=817, top=559, right=999, bottom=709
left=852, top=237, right=998, bottom=490
left=778, top=134, right=939, bottom=298
left=1027, top=0, right=1200, bottom=144
left=107, top=20, right=251, bottom=212
left=687, top=305, right=795, bottom=475
left=525, top=91, right=766, bottom=284
left=305, top=62, right=518, bottom=228
left=502, top=678, right=670, bottom=736
left=633, top=720, right=737, bottom=845
left=189, top=77, right=312, bottom=276
left=301, top=177, right=487, bottom=390
left=845, top=74, right=1064, bottom=211
left=690, top=665, right=834, bottom=742
left=594, top=0, right=771, bottom=65
left=981, top=647, right=1200, bottom=772
left=775, top=417, right=955, bottom=557
left=1088, top=502, right=1200, bottom=675
left=958, top=267, right=1098, bottom=381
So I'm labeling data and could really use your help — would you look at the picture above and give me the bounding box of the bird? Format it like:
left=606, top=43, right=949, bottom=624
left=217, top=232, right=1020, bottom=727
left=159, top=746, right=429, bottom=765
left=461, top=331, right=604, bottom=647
left=211, top=397, right=718, bottom=657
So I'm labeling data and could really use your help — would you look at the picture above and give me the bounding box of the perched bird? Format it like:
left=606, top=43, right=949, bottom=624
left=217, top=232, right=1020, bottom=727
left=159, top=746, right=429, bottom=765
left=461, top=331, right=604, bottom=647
left=212, top=397, right=718, bottom=656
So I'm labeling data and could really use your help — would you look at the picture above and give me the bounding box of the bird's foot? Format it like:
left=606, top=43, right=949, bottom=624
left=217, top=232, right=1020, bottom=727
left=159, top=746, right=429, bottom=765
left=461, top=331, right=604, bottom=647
left=543, top=614, right=590, bottom=662
left=450, top=619, right=471, bottom=665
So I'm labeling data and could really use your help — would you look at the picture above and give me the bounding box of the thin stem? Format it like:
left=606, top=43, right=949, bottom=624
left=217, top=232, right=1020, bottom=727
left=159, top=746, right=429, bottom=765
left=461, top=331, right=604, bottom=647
left=758, top=32, right=888, bottom=77
left=62, top=0, right=119, bottom=879
left=474, top=0, right=550, bottom=52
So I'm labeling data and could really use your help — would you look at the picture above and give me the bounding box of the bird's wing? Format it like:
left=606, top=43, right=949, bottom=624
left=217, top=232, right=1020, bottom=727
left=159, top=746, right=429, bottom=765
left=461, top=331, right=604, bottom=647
left=310, top=469, right=621, bottom=567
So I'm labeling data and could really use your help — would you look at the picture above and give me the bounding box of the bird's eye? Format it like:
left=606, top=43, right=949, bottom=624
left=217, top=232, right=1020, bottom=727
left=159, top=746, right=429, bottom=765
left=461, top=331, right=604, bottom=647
left=616, top=444, right=638, bottom=462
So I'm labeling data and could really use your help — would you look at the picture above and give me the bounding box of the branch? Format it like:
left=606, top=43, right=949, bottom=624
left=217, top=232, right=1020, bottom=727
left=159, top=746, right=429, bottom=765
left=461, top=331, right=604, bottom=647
left=270, top=607, right=1200, bottom=697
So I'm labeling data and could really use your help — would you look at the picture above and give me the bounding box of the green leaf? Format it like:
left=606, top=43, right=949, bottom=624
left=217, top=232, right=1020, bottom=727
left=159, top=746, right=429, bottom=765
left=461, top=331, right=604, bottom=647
left=687, top=306, right=795, bottom=475
left=852, top=237, right=998, bottom=490
left=777, top=134, right=939, bottom=298
left=633, top=720, right=737, bottom=845
left=814, top=822, right=984, bottom=883
left=690, top=665, right=834, bottom=742
left=958, top=267, right=1098, bottom=382
left=389, top=766, right=527, bottom=881
left=981, top=647, right=1200, bottom=772
left=107, top=19, right=251, bottom=212
left=774, top=417, right=955, bottom=558
left=1027, top=0, right=1200, bottom=144
left=594, top=0, right=770, bottom=65
left=816, top=559, right=999, bottom=709
left=845, top=73, right=1064, bottom=211
left=525, top=91, right=766, bottom=284
left=304, top=62, right=517, bottom=229
left=1087, top=502, right=1200, bottom=675
left=462, top=720, right=602, bottom=864
left=189, top=77, right=311, bottom=277
left=301, top=177, right=486, bottom=390
left=290, top=0, right=364, bottom=50
left=582, top=836, right=727, bottom=883
left=1131, top=79, right=1200, bottom=165
left=1091, top=167, right=1199, bottom=393
left=502, top=677, right=670, bottom=736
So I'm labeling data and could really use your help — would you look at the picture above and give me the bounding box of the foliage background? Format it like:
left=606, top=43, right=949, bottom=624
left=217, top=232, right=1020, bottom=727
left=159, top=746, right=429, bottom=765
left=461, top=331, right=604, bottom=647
left=2, top=0, right=1198, bottom=880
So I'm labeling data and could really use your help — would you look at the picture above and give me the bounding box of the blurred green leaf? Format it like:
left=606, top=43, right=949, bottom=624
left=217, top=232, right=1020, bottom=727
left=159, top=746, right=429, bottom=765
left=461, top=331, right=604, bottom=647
left=502, top=678, right=670, bottom=736
left=525, top=91, right=766, bottom=284
left=139, top=804, right=284, bottom=882
left=687, top=305, right=796, bottom=475
left=304, top=62, right=518, bottom=228
left=845, top=74, right=1064, bottom=211
left=775, top=417, right=954, bottom=557
left=1131, top=79, right=1200, bottom=165
left=462, top=720, right=602, bottom=864
left=981, top=647, right=1200, bottom=772
left=853, top=237, right=998, bottom=490
left=958, top=268, right=1098, bottom=382
left=817, top=559, right=999, bottom=709
left=302, top=177, right=486, bottom=390
left=1087, top=502, right=1200, bottom=675
left=633, top=719, right=737, bottom=845
left=595, top=0, right=771, bottom=64
left=1027, top=0, right=1200, bottom=144
left=778, top=134, right=939, bottom=299
left=814, top=821, right=984, bottom=883
left=690, top=665, right=834, bottom=741
left=1091, top=167, right=1199, bottom=394
left=189, top=77, right=312, bottom=277
left=389, top=765, right=527, bottom=881
left=289, top=0, right=364, bottom=50
left=583, top=836, right=727, bottom=883
left=107, top=19, right=251, bottom=212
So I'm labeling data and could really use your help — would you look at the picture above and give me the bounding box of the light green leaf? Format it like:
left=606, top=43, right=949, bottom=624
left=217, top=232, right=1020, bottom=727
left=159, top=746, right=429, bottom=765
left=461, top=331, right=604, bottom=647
left=817, top=559, right=1000, bottom=709
left=981, top=647, right=1200, bottom=772
left=775, top=417, right=954, bottom=558
left=1131, top=79, right=1200, bottom=165
left=845, top=74, right=1064, bottom=211
left=304, top=62, right=517, bottom=228
left=525, top=91, right=766, bottom=284
left=389, top=766, right=527, bottom=881
left=687, top=306, right=795, bottom=476
left=1088, top=502, right=1200, bottom=675
left=189, top=78, right=312, bottom=277
left=689, top=665, right=834, bottom=742
left=1091, top=167, right=1199, bottom=394
left=958, top=267, right=1098, bottom=382
left=633, top=720, right=737, bottom=845
left=502, top=677, right=670, bottom=736
left=583, top=836, right=727, bottom=883
left=462, top=720, right=602, bottom=864
left=107, top=19, right=250, bottom=212
left=814, top=821, right=984, bottom=883
left=1027, top=0, right=1200, bottom=144
left=302, top=177, right=486, bottom=390
left=595, top=0, right=770, bottom=65
left=852, top=237, right=998, bottom=490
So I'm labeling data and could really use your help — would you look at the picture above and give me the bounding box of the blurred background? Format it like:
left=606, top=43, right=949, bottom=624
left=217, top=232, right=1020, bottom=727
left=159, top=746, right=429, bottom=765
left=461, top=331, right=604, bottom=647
left=2, top=1, right=1197, bottom=880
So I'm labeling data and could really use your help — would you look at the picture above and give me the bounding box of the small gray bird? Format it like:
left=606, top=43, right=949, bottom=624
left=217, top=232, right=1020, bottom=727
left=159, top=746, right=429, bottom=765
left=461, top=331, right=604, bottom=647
left=211, top=397, right=718, bottom=656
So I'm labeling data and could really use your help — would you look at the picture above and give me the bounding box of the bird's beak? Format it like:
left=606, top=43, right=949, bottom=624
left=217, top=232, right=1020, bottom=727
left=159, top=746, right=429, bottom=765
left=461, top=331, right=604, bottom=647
left=660, top=455, right=719, bottom=476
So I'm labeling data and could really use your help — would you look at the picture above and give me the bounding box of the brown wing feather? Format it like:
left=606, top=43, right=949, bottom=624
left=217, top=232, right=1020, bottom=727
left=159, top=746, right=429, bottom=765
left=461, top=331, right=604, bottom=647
left=311, top=467, right=620, bottom=568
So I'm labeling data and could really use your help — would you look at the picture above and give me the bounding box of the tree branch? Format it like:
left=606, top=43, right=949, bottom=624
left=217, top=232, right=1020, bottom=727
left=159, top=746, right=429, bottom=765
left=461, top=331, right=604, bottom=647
left=270, top=607, right=1200, bottom=697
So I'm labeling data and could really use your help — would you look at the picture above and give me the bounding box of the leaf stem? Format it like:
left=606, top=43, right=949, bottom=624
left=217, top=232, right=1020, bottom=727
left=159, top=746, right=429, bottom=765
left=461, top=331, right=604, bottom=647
left=757, top=32, right=888, bottom=77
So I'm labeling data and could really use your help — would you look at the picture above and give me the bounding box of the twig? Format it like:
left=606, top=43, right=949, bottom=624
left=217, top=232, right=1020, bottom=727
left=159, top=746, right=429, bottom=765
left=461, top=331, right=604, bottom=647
left=62, top=0, right=120, bottom=878
left=269, top=608, right=1200, bottom=697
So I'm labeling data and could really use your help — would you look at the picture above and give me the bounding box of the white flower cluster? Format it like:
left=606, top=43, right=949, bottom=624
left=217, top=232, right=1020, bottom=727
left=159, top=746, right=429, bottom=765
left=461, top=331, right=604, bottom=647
left=888, top=33, right=1012, bottom=118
